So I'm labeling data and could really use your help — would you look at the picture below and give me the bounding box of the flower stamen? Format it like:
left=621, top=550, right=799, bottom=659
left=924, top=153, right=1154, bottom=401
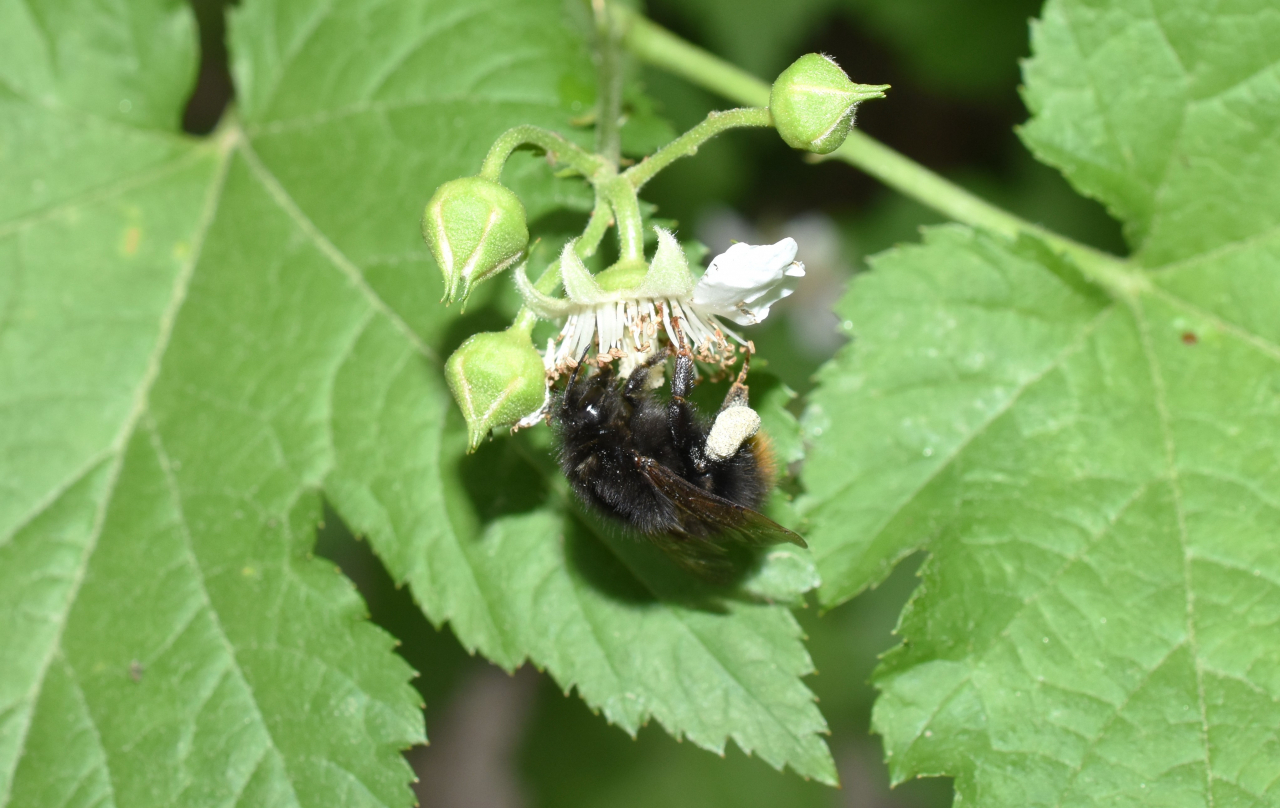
left=520, top=230, right=803, bottom=397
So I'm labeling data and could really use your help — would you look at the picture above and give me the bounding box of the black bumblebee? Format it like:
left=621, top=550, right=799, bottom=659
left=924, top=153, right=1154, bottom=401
left=554, top=347, right=805, bottom=579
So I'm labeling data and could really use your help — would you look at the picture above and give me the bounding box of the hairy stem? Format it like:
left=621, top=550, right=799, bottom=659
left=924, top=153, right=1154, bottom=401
left=625, top=107, right=772, bottom=189
left=593, top=0, right=626, bottom=167
left=620, top=7, right=1143, bottom=298
left=480, top=125, right=606, bottom=182
left=601, top=175, right=645, bottom=261
left=577, top=196, right=614, bottom=261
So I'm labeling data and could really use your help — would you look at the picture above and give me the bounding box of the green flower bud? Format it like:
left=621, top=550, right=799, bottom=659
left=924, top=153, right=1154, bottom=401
left=445, top=324, right=547, bottom=452
left=422, top=177, right=528, bottom=308
left=769, top=54, right=889, bottom=155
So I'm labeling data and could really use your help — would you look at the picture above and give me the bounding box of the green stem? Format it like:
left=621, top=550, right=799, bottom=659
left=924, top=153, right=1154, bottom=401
left=625, top=107, right=772, bottom=189
left=601, top=175, right=645, bottom=261
left=823, top=131, right=1127, bottom=275
left=593, top=0, right=626, bottom=167
left=480, top=125, right=606, bottom=182
left=620, top=7, right=1142, bottom=297
left=512, top=199, right=614, bottom=331
left=623, top=11, right=769, bottom=107
left=577, top=196, right=613, bottom=259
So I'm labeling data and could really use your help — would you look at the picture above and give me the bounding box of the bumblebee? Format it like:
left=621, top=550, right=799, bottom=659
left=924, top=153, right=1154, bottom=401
left=554, top=347, right=805, bottom=579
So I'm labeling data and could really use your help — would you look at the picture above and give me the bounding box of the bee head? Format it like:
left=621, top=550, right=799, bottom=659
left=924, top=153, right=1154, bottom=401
left=561, top=361, right=617, bottom=429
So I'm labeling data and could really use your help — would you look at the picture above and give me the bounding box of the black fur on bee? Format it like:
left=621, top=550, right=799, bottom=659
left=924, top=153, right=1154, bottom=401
left=553, top=347, right=804, bottom=577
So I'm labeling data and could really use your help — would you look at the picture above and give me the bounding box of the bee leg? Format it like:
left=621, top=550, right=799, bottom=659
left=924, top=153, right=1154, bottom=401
left=720, top=353, right=751, bottom=411
left=622, top=351, right=668, bottom=404
left=670, top=346, right=696, bottom=399
left=706, top=354, right=760, bottom=461
left=668, top=348, right=702, bottom=462
left=667, top=312, right=695, bottom=400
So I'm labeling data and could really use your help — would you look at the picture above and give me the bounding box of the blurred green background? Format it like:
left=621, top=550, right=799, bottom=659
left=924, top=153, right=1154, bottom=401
left=185, top=0, right=1125, bottom=804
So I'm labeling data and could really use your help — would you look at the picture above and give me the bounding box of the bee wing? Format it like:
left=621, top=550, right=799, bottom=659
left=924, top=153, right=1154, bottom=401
left=638, top=458, right=806, bottom=549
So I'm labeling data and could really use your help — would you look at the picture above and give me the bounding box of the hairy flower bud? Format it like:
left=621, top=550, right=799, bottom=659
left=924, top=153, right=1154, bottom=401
left=422, top=177, right=528, bottom=307
left=445, top=325, right=547, bottom=452
left=770, top=54, right=888, bottom=155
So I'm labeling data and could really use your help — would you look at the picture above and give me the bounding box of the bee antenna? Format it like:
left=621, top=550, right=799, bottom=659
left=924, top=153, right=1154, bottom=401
left=565, top=345, right=593, bottom=404
left=734, top=352, right=751, bottom=387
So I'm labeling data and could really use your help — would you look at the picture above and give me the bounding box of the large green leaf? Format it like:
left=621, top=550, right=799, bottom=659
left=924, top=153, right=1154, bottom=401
left=1, top=0, right=836, bottom=800
left=800, top=0, right=1280, bottom=804
left=1020, top=0, right=1280, bottom=265
left=517, top=558, right=953, bottom=808
left=0, top=0, right=425, bottom=804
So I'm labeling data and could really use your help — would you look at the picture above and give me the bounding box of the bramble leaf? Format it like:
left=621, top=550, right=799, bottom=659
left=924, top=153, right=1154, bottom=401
left=801, top=1, right=1280, bottom=804
left=0, top=0, right=422, bottom=805
left=1, top=0, right=836, bottom=801
left=1020, top=0, right=1280, bottom=265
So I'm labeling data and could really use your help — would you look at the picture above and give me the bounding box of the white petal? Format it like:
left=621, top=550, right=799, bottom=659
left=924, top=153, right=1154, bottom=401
left=692, top=237, right=805, bottom=326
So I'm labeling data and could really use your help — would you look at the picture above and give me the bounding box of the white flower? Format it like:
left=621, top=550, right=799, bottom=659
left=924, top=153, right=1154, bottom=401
left=692, top=238, right=805, bottom=325
left=516, top=228, right=805, bottom=374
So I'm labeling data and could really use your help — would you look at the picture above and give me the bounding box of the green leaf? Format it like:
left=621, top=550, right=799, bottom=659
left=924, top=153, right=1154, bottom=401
left=518, top=557, right=952, bottom=808
left=0, top=1, right=424, bottom=805
left=801, top=1, right=1280, bottom=804
left=2, top=0, right=838, bottom=798
left=1020, top=0, right=1280, bottom=265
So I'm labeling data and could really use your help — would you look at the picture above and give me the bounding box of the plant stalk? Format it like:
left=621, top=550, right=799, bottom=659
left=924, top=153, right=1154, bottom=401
left=601, top=175, right=645, bottom=261
left=592, top=0, right=626, bottom=167
left=625, top=107, right=772, bottom=189
left=619, top=7, right=1142, bottom=297
left=480, top=125, right=607, bottom=182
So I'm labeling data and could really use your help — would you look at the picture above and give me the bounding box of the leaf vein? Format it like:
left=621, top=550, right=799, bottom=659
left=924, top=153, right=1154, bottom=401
left=237, top=135, right=440, bottom=365
left=1051, top=640, right=1186, bottom=806
left=52, top=651, right=118, bottom=808
left=253, top=0, right=338, bottom=120
left=1134, top=298, right=1215, bottom=807
left=815, top=304, right=1115, bottom=571
left=0, top=449, right=112, bottom=550
left=358, top=4, right=489, bottom=101
left=0, top=130, right=232, bottom=807
left=0, top=146, right=208, bottom=238
left=244, top=94, right=561, bottom=138
left=1149, top=286, right=1280, bottom=363
left=145, top=420, right=304, bottom=808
